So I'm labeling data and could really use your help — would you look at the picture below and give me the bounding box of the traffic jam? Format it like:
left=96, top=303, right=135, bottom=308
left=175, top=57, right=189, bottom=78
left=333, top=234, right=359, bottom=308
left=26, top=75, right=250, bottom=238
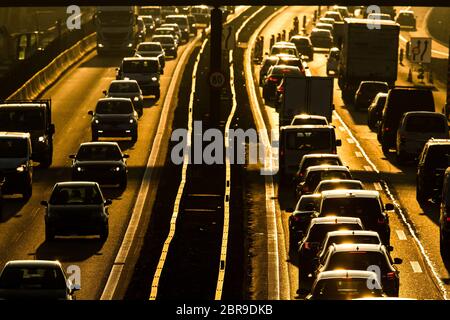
left=0, top=3, right=448, bottom=303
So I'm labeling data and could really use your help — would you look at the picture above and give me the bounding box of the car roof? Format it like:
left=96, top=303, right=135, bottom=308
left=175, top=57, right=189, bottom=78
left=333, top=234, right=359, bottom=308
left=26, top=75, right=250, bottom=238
left=110, top=79, right=139, bottom=85
left=310, top=216, right=362, bottom=225
left=325, top=230, right=380, bottom=238
left=316, top=270, right=379, bottom=281
left=302, top=153, right=341, bottom=159
left=317, top=179, right=363, bottom=186
left=4, top=260, right=63, bottom=268
left=152, top=35, right=174, bottom=39
left=345, top=18, right=399, bottom=26
left=79, top=142, right=120, bottom=148
left=320, top=189, right=380, bottom=199
left=0, top=132, right=30, bottom=139
left=138, top=41, right=161, bottom=46
left=327, top=243, right=385, bottom=253
left=123, top=57, right=157, bottom=62
left=426, top=139, right=450, bottom=145
left=280, top=124, right=335, bottom=131
left=97, top=97, right=132, bottom=103
left=306, top=165, right=350, bottom=173
left=399, top=10, right=414, bottom=14
left=311, top=28, right=332, bottom=34
left=293, top=114, right=327, bottom=120
left=55, top=181, right=99, bottom=188
left=166, top=14, right=187, bottom=18
left=0, top=103, right=45, bottom=108
left=291, top=35, right=309, bottom=40
left=403, top=111, right=445, bottom=117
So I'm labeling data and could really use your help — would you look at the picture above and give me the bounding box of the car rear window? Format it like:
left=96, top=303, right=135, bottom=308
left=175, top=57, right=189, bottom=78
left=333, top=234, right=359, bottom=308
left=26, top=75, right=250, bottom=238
left=138, top=43, right=161, bottom=51
left=292, top=118, right=328, bottom=126
left=0, top=109, right=45, bottom=131
left=96, top=100, right=133, bottom=114
left=326, top=251, right=390, bottom=272
left=296, top=197, right=320, bottom=211
left=425, top=145, right=450, bottom=168
left=323, top=235, right=381, bottom=250
left=308, top=223, right=363, bottom=242
left=109, top=82, right=140, bottom=93
left=361, top=83, right=388, bottom=94
left=152, top=36, right=174, bottom=44
left=307, top=171, right=352, bottom=190
left=270, top=66, right=302, bottom=76
left=0, top=267, right=66, bottom=290
left=300, top=157, right=342, bottom=176
left=122, top=60, right=159, bottom=73
left=0, top=138, right=28, bottom=158
left=286, top=130, right=333, bottom=150
left=405, top=115, right=446, bottom=133
left=271, top=47, right=297, bottom=56
left=320, top=198, right=383, bottom=227
left=50, top=186, right=103, bottom=205
left=77, top=145, right=122, bottom=161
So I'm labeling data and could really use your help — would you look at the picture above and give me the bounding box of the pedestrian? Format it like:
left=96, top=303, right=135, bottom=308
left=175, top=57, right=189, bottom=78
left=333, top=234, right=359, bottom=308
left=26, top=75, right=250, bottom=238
left=276, top=33, right=281, bottom=42
left=293, top=16, right=299, bottom=34
left=282, top=30, right=286, bottom=41
left=399, top=48, right=404, bottom=66
left=270, top=34, right=275, bottom=48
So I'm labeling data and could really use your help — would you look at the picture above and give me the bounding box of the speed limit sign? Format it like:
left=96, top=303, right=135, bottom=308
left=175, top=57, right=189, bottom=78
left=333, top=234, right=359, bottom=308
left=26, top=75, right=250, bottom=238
left=209, top=71, right=225, bottom=88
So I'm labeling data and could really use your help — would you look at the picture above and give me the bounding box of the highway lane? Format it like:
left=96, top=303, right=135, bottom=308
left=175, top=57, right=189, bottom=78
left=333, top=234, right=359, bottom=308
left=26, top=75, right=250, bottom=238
left=0, top=37, right=195, bottom=299
left=248, top=5, right=444, bottom=299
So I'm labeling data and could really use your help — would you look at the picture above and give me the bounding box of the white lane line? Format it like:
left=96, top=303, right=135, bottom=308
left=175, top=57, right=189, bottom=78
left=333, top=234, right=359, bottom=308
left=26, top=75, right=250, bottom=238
left=411, top=261, right=423, bottom=273
left=149, top=39, right=208, bottom=300
left=339, top=126, right=345, bottom=132
left=396, top=230, right=407, bottom=241
left=355, top=151, right=363, bottom=158
left=373, top=182, right=382, bottom=191
left=363, top=166, right=372, bottom=172
left=333, top=110, right=448, bottom=299
left=100, top=33, right=203, bottom=301
left=347, top=138, right=355, bottom=144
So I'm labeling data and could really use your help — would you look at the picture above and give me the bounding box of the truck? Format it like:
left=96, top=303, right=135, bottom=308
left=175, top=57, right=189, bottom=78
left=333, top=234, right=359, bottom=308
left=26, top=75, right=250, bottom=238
left=337, top=18, right=400, bottom=103
left=278, top=76, right=334, bottom=126
left=0, top=100, right=55, bottom=168
left=94, top=6, right=140, bottom=55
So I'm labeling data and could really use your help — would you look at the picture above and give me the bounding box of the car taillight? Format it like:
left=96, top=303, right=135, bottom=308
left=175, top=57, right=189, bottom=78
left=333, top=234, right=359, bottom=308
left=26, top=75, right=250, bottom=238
left=293, top=216, right=301, bottom=222
left=304, top=242, right=311, bottom=250
left=446, top=217, right=450, bottom=222
left=387, top=272, right=396, bottom=280
left=278, top=86, right=285, bottom=93
left=268, top=76, right=278, bottom=82
left=303, top=186, right=309, bottom=193
left=384, top=127, right=390, bottom=132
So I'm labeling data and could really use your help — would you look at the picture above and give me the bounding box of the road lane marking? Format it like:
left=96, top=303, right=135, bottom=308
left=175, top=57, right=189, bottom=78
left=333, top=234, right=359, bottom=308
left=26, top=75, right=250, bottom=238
left=411, top=261, right=423, bottom=273
left=396, top=230, right=407, bottom=240
left=347, top=138, right=355, bottom=144
left=355, top=152, right=363, bottom=158
left=339, top=126, right=345, bottom=132
left=373, top=182, right=382, bottom=191
left=363, top=166, right=372, bottom=172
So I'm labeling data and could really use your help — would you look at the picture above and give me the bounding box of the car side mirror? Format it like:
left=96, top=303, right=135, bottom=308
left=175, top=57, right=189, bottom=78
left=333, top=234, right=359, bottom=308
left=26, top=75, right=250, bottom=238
left=88, top=110, right=94, bottom=116
left=286, top=207, right=294, bottom=213
left=393, top=257, right=402, bottom=264
left=123, top=154, right=130, bottom=159
left=49, top=124, right=55, bottom=135
left=40, top=200, right=48, bottom=206
left=336, top=139, right=342, bottom=146
left=102, top=90, right=107, bottom=96
left=385, top=203, right=395, bottom=211
left=105, top=199, right=112, bottom=206
left=387, top=245, right=394, bottom=252
left=69, top=154, right=76, bottom=159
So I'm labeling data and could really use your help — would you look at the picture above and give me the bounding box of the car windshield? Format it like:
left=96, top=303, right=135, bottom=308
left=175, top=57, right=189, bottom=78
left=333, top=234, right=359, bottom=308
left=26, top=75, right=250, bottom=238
left=0, top=267, right=66, bottom=290
left=292, top=117, right=328, bottom=126
left=96, top=100, right=133, bottom=114
left=76, top=145, right=123, bottom=161
left=425, top=145, right=450, bottom=168
left=122, top=60, right=159, bottom=73
left=152, top=36, right=174, bottom=44
left=296, top=197, right=320, bottom=211
left=271, top=47, right=297, bottom=56
left=0, top=109, right=45, bottom=131
left=50, top=186, right=103, bottom=205
left=308, top=223, right=362, bottom=242
left=286, top=130, right=332, bottom=150
left=317, top=182, right=363, bottom=192
left=405, top=115, right=446, bottom=133
left=307, top=171, right=352, bottom=190
left=322, top=235, right=380, bottom=250
left=326, top=251, right=390, bottom=272
left=138, top=43, right=161, bottom=51
left=311, top=278, right=383, bottom=300
left=0, top=138, right=28, bottom=158
left=293, top=38, right=309, bottom=46
left=166, top=17, right=187, bottom=26
left=109, top=82, right=140, bottom=93
left=320, top=198, right=383, bottom=227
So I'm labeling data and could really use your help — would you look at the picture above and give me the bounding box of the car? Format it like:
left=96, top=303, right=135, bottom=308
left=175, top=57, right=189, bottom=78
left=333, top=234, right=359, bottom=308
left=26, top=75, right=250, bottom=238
left=41, top=181, right=111, bottom=241
left=306, top=270, right=385, bottom=300
left=70, top=142, right=129, bottom=189
left=116, top=57, right=161, bottom=98
left=315, top=230, right=382, bottom=265
left=314, top=243, right=401, bottom=296
left=262, top=65, right=303, bottom=102
left=290, top=115, right=328, bottom=126
left=293, top=153, right=343, bottom=187
left=139, top=15, right=156, bottom=35
left=187, top=14, right=197, bottom=35
left=280, top=126, right=342, bottom=177
left=160, top=23, right=183, bottom=42
left=88, top=98, right=139, bottom=142
left=314, top=179, right=364, bottom=193
left=151, top=34, right=178, bottom=58
left=315, top=22, right=334, bottom=33
left=396, top=10, right=416, bottom=29
left=440, top=168, right=450, bottom=253
left=396, top=112, right=449, bottom=163
left=0, top=260, right=79, bottom=300
left=323, top=11, right=344, bottom=22
left=164, top=15, right=190, bottom=42
left=103, top=80, right=144, bottom=117
left=153, top=27, right=180, bottom=45
left=416, top=139, right=450, bottom=203
left=332, top=6, right=351, bottom=18
left=270, top=41, right=299, bottom=57
left=309, top=28, right=333, bottom=48
left=317, top=189, right=394, bottom=245
left=0, top=132, right=33, bottom=200
left=367, top=92, right=388, bottom=131
left=367, top=13, right=394, bottom=21
left=296, top=165, right=352, bottom=199
left=297, top=216, right=364, bottom=288
left=318, top=17, right=335, bottom=26
left=354, top=81, right=389, bottom=110
left=378, top=87, right=435, bottom=154
left=259, top=55, right=279, bottom=86
left=140, top=6, right=161, bottom=27
left=136, top=17, right=147, bottom=42
left=288, top=194, right=321, bottom=252
left=135, top=41, right=165, bottom=73
left=275, top=54, right=304, bottom=71
left=190, top=5, right=210, bottom=27
left=326, top=47, right=340, bottom=76
left=289, top=35, right=314, bottom=61
left=161, top=6, right=178, bottom=20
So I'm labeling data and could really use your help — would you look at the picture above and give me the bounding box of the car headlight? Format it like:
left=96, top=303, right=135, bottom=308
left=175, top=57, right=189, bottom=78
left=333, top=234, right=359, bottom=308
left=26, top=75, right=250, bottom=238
left=16, top=165, right=27, bottom=172
left=151, top=77, right=158, bottom=82
left=184, top=28, right=188, bottom=32
left=38, top=136, right=45, bottom=143
left=98, top=43, right=104, bottom=48
left=76, top=167, right=84, bottom=172
left=127, top=43, right=133, bottom=48
left=94, top=119, right=100, bottom=124
left=133, top=96, right=139, bottom=102
left=171, top=47, right=175, bottom=50
left=129, top=119, right=135, bottom=124
left=111, top=166, right=121, bottom=172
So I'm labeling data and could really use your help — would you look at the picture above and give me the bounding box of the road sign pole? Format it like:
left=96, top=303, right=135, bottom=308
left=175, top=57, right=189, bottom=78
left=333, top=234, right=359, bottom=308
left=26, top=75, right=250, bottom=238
left=209, top=7, right=222, bottom=127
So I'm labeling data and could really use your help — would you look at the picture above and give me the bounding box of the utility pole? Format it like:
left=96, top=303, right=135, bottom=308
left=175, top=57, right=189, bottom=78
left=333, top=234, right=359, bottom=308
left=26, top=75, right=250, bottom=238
left=209, top=7, right=223, bottom=127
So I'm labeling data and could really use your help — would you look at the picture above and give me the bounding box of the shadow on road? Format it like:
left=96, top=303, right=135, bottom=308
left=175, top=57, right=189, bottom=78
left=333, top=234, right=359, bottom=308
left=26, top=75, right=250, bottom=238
left=34, top=238, right=105, bottom=262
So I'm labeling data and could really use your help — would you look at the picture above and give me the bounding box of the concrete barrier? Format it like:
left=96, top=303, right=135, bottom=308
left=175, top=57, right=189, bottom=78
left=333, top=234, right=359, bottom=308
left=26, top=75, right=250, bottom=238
left=7, top=32, right=96, bottom=100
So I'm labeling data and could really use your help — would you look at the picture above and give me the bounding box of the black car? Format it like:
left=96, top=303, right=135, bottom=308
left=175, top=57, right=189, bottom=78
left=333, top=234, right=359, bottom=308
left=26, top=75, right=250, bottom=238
left=354, top=81, right=389, bottom=110
left=440, top=168, right=450, bottom=253
left=0, top=260, right=79, bottom=300
left=70, top=142, right=129, bottom=189
left=41, top=181, right=111, bottom=241
left=396, top=10, right=416, bottom=29
left=367, top=93, right=388, bottom=131
left=416, top=139, right=450, bottom=203
left=88, top=98, right=139, bottom=142
left=262, top=65, right=303, bottom=102
left=289, top=35, right=314, bottom=61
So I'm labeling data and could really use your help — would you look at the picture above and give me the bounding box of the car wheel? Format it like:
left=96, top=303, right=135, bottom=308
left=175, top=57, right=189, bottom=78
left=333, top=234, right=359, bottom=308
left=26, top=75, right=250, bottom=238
left=416, top=185, right=427, bottom=203
left=155, top=89, right=160, bottom=100
left=100, top=224, right=109, bottom=242
left=131, top=130, right=138, bottom=143
left=396, top=150, right=407, bottom=164
left=23, top=184, right=32, bottom=201
left=381, top=143, right=390, bottom=155
left=40, top=151, right=53, bottom=168
left=92, top=132, right=98, bottom=142
left=45, top=227, right=55, bottom=242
